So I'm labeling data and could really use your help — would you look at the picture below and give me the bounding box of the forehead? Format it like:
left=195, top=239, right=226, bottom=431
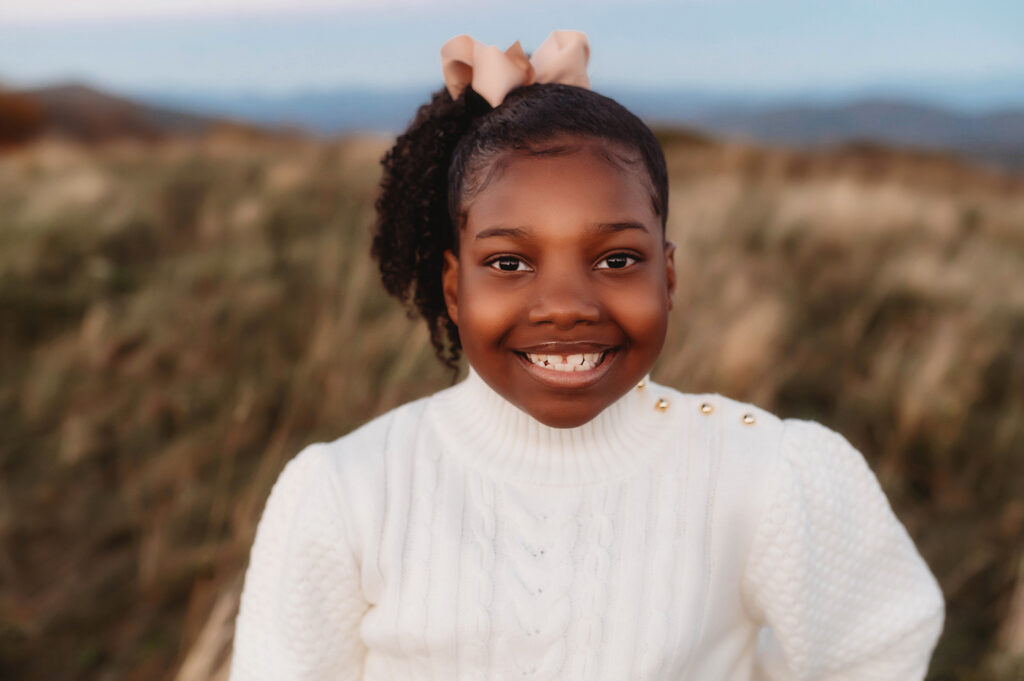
left=462, top=139, right=657, bottom=235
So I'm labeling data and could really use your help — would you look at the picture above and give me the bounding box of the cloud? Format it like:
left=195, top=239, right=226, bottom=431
left=0, top=0, right=447, bottom=24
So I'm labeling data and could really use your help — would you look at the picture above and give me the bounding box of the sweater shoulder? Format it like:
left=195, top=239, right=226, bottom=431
left=651, top=385, right=868, bottom=479
left=652, top=381, right=787, bottom=462
left=313, top=393, right=433, bottom=483
left=649, top=381, right=789, bottom=514
left=776, top=416, right=864, bottom=465
left=772, top=416, right=893, bottom=520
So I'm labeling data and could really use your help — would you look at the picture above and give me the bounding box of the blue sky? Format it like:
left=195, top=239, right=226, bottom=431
left=1, top=0, right=1022, bottom=103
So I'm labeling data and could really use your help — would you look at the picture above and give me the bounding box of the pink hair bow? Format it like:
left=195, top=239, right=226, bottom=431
left=441, top=30, right=591, bottom=108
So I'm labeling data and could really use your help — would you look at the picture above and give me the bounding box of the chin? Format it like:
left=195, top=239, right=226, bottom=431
left=536, top=413, right=594, bottom=429
left=523, top=401, right=607, bottom=429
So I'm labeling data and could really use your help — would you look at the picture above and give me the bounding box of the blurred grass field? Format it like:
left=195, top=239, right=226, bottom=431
left=1, top=129, right=1023, bottom=680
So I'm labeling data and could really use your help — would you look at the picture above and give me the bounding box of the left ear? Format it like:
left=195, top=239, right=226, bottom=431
left=663, top=240, right=676, bottom=309
left=442, top=249, right=460, bottom=326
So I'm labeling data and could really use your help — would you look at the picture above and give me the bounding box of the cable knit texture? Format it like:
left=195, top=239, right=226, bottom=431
left=230, top=368, right=944, bottom=681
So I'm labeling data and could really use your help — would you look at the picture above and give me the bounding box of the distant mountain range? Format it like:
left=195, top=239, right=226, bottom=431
left=668, top=97, right=1024, bottom=172
left=6, top=81, right=1024, bottom=172
left=138, top=85, right=1024, bottom=171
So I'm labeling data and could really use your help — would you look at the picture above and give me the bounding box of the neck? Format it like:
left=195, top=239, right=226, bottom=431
left=425, top=366, right=676, bottom=486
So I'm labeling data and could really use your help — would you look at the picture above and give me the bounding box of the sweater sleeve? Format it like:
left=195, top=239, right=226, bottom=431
left=230, top=444, right=369, bottom=681
left=742, top=419, right=944, bottom=681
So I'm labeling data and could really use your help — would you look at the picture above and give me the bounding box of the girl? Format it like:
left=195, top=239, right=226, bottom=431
left=229, top=31, right=944, bottom=681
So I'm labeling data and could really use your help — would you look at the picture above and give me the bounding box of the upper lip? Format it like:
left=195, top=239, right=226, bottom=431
left=514, top=341, right=615, bottom=354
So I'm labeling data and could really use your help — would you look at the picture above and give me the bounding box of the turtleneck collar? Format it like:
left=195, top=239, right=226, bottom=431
left=425, top=366, right=678, bottom=486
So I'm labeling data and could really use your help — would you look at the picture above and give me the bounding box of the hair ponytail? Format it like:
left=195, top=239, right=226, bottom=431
left=372, top=87, right=491, bottom=374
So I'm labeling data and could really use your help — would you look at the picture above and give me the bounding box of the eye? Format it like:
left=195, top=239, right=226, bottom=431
left=488, top=255, right=533, bottom=272
left=595, top=253, right=639, bottom=270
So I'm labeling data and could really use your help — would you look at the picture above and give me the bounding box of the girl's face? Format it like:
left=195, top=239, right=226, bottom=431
left=442, top=137, right=675, bottom=428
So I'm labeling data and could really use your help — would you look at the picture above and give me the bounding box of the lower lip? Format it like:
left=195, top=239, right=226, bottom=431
left=515, top=350, right=617, bottom=390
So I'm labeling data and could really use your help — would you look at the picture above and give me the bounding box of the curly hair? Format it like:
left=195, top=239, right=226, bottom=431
left=371, top=82, right=668, bottom=376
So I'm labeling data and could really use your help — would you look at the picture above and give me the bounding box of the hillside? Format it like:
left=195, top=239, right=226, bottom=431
left=0, top=83, right=272, bottom=145
left=1, top=129, right=1023, bottom=681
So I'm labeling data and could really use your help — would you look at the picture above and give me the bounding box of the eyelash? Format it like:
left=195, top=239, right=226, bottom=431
left=486, top=253, right=641, bottom=272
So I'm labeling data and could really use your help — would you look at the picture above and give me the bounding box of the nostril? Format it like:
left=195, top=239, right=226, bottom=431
left=529, top=308, right=601, bottom=327
left=527, top=292, right=601, bottom=326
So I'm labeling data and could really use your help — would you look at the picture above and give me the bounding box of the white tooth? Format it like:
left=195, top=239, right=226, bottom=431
left=527, top=352, right=607, bottom=370
left=528, top=353, right=555, bottom=368
left=523, top=351, right=606, bottom=370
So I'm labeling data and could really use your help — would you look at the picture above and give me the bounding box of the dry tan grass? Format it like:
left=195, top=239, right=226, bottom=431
left=1, top=130, right=1022, bottom=680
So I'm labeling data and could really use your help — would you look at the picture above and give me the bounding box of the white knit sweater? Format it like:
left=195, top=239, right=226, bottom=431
left=230, top=368, right=944, bottom=681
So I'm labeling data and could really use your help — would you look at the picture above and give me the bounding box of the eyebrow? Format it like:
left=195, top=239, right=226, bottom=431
left=474, top=221, right=649, bottom=241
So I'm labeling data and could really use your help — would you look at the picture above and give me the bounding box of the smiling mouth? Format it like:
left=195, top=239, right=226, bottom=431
left=513, top=345, right=617, bottom=375
left=518, top=350, right=610, bottom=372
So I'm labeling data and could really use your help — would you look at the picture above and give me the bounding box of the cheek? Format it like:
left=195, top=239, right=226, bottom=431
left=607, top=280, right=670, bottom=346
left=457, top=276, right=520, bottom=347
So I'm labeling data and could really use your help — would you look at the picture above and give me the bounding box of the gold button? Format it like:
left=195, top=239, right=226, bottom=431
left=699, top=402, right=714, bottom=415
left=636, top=378, right=647, bottom=389
left=742, top=413, right=756, bottom=425
left=655, top=398, right=670, bottom=412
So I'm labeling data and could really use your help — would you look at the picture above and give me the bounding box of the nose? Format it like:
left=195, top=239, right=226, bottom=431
left=527, top=269, right=601, bottom=328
